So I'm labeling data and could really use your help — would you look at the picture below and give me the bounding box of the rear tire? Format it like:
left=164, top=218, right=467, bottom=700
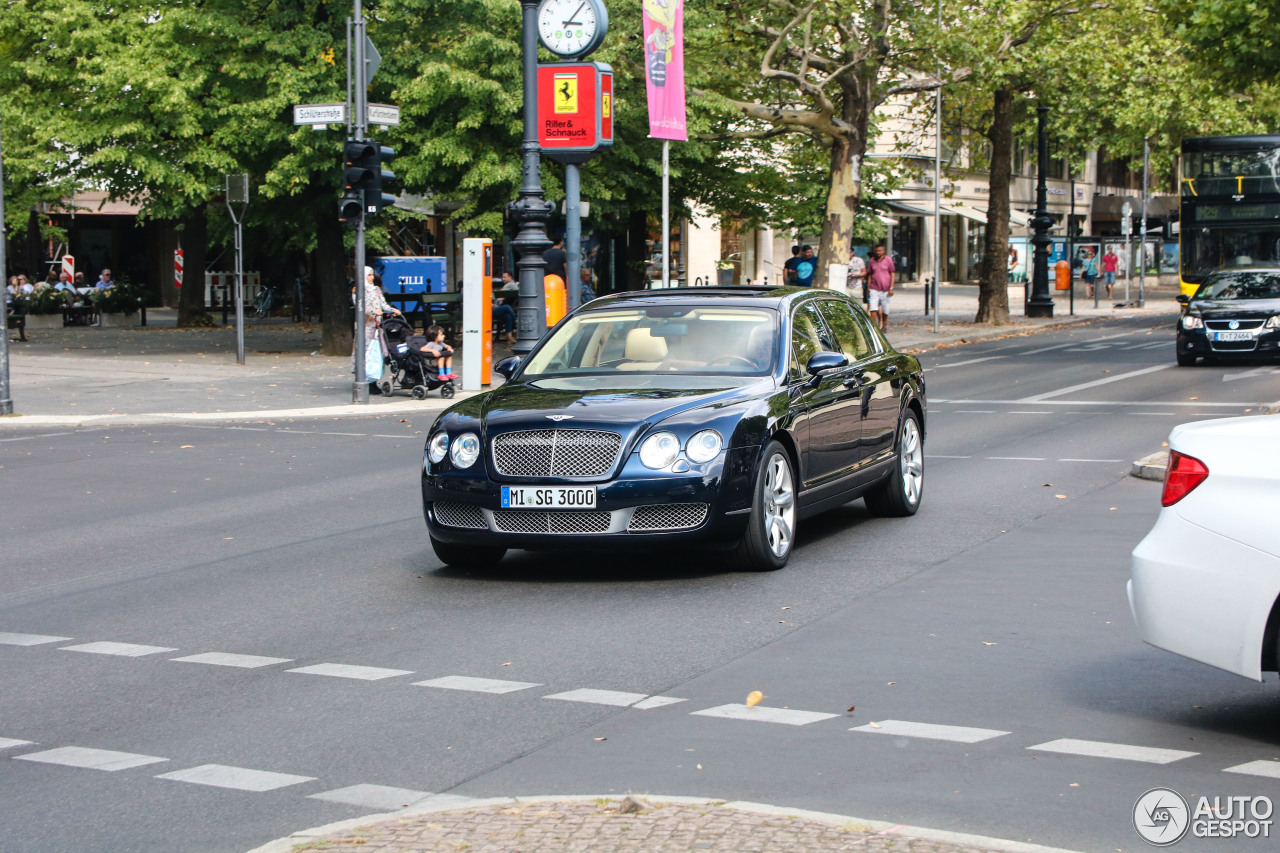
left=864, top=410, right=923, bottom=517
left=441, top=384, right=456, bottom=398
left=378, top=380, right=394, bottom=395
left=430, top=535, right=506, bottom=568
left=732, top=441, right=796, bottom=571
left=411, top=385, right=428, bottom=400
left=1176, top=347, right=1196, bottom=367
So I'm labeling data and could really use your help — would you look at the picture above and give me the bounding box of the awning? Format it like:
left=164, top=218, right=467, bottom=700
left=885, top=200, right=934, bottom=217
left=885, top=199, right=1032, bottom=228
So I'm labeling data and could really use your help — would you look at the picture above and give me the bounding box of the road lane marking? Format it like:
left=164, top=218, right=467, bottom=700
left=1020, top=332, right=1136, bottom=355
left=1008, top=411, right=1052, bottom=415
left=16, top=746, right=168, bottom=771
left=170, top=652, right=293, bottom=669
left=925, top=454, right=971, bottom=459
left=1019, top=364, right=1173, bottom=402
left=987, top=457, right=1046, bottom=461
left=156, top=764, right=315, bottom=791
left=0, top=632, right=72, bottom=646
left=0, top=739, right=34, bottom=750
left=0, top=432, right=76, bottom=442
left=633, top=696, right=688, bottom=710
left=1027, top=738, right=1197, bottom=764
left=929, top=356, right=1008, bottom=369
left=849, top=720, right=1010, bottom=743
left=308, top=784, right=437, bottom=810
left=415, top=675, right=541, bottom=694
left=545, top=688, right=650, bottom=707
left=951, top=410, right=995, bottom=414
left=287, top=663, right=413, bottom=681
left=691, top=704, right=838, bottom=726
left=1223, top=761, right=1280, bottom=780
left=1132, top=412, right=1177, bottom=416
left=60, top=641, right=177, bottom=657
left=1058, top=458, right=1123, bottom=463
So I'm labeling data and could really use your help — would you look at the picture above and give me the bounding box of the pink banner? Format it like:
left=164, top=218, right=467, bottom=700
left=642, top=0, right=687, bottom=141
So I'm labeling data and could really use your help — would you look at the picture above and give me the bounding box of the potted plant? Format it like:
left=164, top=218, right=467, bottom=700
left=15, top=287, right=67, bottom=330
left=89, top=280, right=141, bottom=326
left=716, top=260, right=736, bottom=287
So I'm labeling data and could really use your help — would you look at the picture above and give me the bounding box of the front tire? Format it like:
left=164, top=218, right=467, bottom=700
left=1176, top=347, right=1196, bottom=367
left=430, top=535, right=506, bottom=568
left=864, top=410, right=923, bottom=517
left=733, top=441, right=796, bottom=571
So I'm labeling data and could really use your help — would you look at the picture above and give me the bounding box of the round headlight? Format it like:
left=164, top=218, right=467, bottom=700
left=428, top=433, right=450, bottom=464
left=1181, top=314, right=1203, bottom=330
left=686, top=429, right=723, bottom=463
left=449, top=432, right=481, bottom=468
left=639, top=431, right=680, bottom=469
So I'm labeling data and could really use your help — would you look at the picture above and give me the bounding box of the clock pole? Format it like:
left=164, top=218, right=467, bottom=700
left=510, top=0, right=553, bottom=355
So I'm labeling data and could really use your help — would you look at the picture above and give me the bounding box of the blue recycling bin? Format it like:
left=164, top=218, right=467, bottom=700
left=375, top=256, right=448, bottom=316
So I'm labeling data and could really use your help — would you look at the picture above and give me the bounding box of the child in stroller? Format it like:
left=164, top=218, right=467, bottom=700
left=377, top=315, right=456, bottom=399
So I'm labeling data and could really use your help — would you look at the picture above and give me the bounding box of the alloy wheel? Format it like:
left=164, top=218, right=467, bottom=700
left=900, top=417, right=923, bottom=506
left=763, top=452, right=795, bottom=558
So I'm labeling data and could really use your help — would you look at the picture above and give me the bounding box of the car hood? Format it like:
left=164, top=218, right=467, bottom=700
left=479, top=375, right=770, bottom=433
left=1192, top=297, right=1280, bottom=319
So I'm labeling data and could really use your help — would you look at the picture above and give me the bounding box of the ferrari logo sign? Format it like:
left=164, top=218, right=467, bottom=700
left=554, top=74, right=578, bottom=114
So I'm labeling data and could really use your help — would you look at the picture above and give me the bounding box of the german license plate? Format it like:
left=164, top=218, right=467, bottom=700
left=1214, top=331, right=1254, bottom=341
left=501, top=486, right=597, bottom=509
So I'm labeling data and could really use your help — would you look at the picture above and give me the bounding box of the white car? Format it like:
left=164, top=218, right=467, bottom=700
left=1129, top=415, right=1280, bottom=680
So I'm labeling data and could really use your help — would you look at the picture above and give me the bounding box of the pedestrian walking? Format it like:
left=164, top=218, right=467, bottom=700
left=866, top=244, right=895, bottom=330
left=793, top=245, right=817, bottom=287
left=1101, top=246, right=1119, bottom=299
left=783, top=245, right=801, bottom=285
left=1081, top=248, right=1099, bottom=299
left=543, top=236, right=567, bottom=282
left=846, top=248, right=868, bottom=304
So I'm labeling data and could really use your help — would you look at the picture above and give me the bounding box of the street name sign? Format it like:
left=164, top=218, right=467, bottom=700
left=368, top=103, right=401, bottom=127
left=294, top=103, right=347, bottom=129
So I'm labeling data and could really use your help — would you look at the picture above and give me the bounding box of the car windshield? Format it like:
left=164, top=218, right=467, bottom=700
left=1194, top=271, right=1280, bottom=300
left=521, top=305, right=778, bottom=378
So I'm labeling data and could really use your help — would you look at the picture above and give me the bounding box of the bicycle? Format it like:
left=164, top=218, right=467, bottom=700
left=252, top=285, right=277, bottom=318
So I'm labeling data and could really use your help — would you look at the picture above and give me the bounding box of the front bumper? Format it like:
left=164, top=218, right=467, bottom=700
left=422, top=447, right=757, bottom=551
left=1177, top=326, right=1280, bottom=359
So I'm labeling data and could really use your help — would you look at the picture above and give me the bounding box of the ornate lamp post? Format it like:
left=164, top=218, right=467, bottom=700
left=1027, top=105, right=1055, bottom=318
left=509, top=0, right=554, bottom=354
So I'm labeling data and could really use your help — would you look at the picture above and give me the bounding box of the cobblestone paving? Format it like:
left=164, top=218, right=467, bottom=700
left=281, top=799, right=1047, bottom=853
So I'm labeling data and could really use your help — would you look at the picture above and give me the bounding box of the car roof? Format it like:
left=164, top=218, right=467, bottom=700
left=1202, top=266, right=1280, bottom=277
left=584, top=285, right=833, bottom=310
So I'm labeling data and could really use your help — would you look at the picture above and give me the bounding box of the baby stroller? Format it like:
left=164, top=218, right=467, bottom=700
left=377, top=314, right=456, bottom=400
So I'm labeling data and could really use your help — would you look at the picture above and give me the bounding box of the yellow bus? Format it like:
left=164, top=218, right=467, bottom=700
left=1180, top=135, right=1280, bottom=298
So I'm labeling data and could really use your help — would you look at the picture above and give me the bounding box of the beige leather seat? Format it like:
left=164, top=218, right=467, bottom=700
left=745, top=323, right=774, bottom=370
left=618, top=327, right=667, bottom=370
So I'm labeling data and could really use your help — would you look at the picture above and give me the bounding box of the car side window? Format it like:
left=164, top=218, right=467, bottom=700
left=789, top=301, right=835, bottom=379
left=816, top=298, right=873, bottom=362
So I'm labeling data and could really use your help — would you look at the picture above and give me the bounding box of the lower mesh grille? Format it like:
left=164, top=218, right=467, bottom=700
left=433, top=501, right=487, bottom=529
left=1210, top=339, right=1258, bottom=351
left=628, top=503, right=709, bottom=532
left=493, top=510, right=612, bottom=534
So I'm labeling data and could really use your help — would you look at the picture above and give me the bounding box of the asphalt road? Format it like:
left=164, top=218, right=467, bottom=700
left=3, top=312, right=1279, bottom=853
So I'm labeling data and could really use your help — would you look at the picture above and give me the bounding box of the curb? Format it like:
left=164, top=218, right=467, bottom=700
left=1130, top=451, right=1169, bottom=482
left=244, top=794, right=1087, bottom=853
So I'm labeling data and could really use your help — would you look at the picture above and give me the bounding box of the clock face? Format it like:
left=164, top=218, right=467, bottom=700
left=538, top=0, right=606, bottom=57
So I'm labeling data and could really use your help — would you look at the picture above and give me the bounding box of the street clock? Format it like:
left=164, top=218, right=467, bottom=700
left=537, top=0, right=609, bottom=59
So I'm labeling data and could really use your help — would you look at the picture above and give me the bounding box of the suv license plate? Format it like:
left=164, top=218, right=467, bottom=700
left=501, top=486, right=598, bottom=509
left=1214, top=331, right=1254, bottom=341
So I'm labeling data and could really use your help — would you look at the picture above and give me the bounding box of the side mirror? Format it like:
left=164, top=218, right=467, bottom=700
left=805, top=351, right=849, bottom=377
left=1175, top=293, right=1190, bottom=305
left=494, top=355, right=522, bottom=379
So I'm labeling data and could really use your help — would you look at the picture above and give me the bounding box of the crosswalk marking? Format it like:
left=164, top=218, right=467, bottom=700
left=1027, top=738, right=1198, bottom=765
left=0, top=738, right=34, bottom=750
left=308, top=783, right=435, bottom=810
left=414, top=675, right=541, bottom=694
left=632, top=696, right=687, bottom=710
left=60, top=641, right=178, bottom=657
left=691, top=704, right=838, bottom=726
left=1223, top=760, right=1280, bottom=780
left=156, top=764, right=315, bottom=792
left=849, top=720, right=1010, bottom=743
left=171, top=652, right=293, bottom=669
left=0, top=632, right=72, bottom=646
left=545, top=688, right=649, bottom=707
left=16, top=746, right=168, bottom=772
left=287, top=663, right=413, bottom=681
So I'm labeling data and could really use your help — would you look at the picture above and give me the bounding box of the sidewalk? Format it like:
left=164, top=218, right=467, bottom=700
left=1, top=285, right=1179, bottom=428
left=246, top=794, right=1085, bottom=853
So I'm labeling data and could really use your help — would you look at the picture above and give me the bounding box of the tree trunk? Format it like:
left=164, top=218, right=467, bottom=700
left=976, top=87, right=1014, bottom=324
left=816, top=133, right=863, bottom=288
left=316, top=214, right=352, bottom=356
left=176, top=207, right=208, bottom=327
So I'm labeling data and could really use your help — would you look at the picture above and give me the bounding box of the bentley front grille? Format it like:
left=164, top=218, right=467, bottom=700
left=491, top=429, right=622, bottom=478
left=433, top=501, right=487, bottom=530
left=627, top=503, right=710, bottom=532
left=492, top=509, right=613, bottom=534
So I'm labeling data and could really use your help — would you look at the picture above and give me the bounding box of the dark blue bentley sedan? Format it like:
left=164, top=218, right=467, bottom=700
left=421, top=285, right=926, bottom=570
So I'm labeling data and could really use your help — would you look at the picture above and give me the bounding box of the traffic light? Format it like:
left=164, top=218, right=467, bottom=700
left=341, top=137, right=396, bottom=221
